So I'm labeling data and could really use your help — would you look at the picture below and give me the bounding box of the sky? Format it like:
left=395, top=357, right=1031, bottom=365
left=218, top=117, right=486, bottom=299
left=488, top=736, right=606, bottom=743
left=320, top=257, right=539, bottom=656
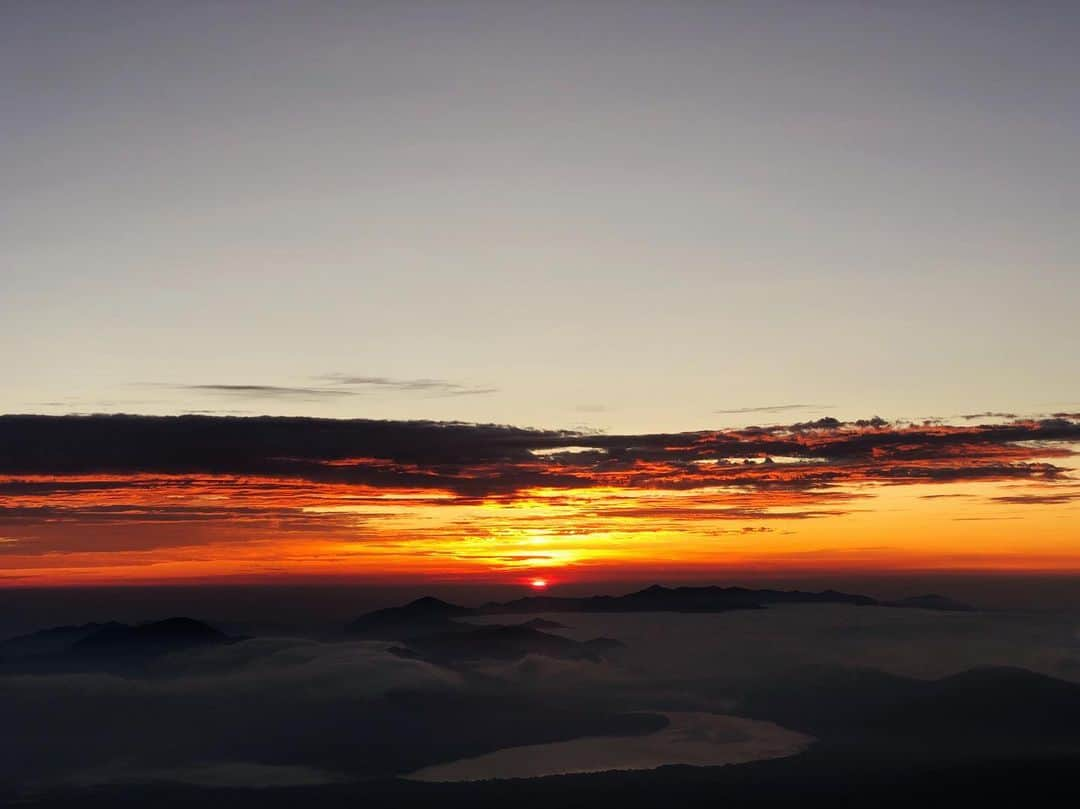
left=2, top=414, right=1078, bottom=588
left=2, top=2, right=1079, bottom=591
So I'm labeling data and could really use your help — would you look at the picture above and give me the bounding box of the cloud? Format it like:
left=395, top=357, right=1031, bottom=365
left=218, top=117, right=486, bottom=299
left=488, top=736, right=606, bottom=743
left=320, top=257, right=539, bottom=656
left=990, top=492, right=1080, bottom=506
left=714, top=404, right=833, bottom=415
left=1, top=415, right=1076, bottom=499
left=0, top=414, right=1077, bottom=563
left=0, top=634, right=668, bottom=790
left=0, top=637, right=463, bottom=786
left=173, top=375, right=497, bottom=401
left=320, top=375, right=498, bottom=397
left=183, top=384, right=356, bottom=399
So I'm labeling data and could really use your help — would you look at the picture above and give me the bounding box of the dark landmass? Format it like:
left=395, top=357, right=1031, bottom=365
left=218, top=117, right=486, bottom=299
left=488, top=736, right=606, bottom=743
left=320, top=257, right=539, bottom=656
left=72, top=617, right=232, bottom=656
left=345, top=584, right=976, bottom=640
left=737, top=664, right=1080, bottom=751
left=476, top=584, right=879, bottom=614
left=346, top=597, right=471, bottom=638
left=0, top=617, right=239, bottom=672
left=11, top=750, right=1080, bottom=809
left=0, top=681, right=666, bottom=790
left=0, top=621, right=126, bottom=660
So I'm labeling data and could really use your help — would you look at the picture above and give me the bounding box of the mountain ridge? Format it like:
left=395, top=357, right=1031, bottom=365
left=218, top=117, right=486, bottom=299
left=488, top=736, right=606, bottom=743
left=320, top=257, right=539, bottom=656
left=346, top=584, right=975, bottom=638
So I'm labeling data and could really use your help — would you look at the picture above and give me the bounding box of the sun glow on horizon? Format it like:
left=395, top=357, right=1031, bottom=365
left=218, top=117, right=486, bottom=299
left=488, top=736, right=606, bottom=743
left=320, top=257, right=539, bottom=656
left=1, top=418, right=1078, bottom=587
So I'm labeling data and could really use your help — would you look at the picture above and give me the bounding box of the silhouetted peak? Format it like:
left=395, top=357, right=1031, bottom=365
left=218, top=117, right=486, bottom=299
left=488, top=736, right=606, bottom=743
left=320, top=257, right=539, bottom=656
left=2, top=621, right=124, bottom=645
left=403, top=597, right=465, bottom=613
left=346, top=596, right=470, bottom=637
left=72, top=617, right=229, bottom=655
left=936, top=665, right=1069, bottom=689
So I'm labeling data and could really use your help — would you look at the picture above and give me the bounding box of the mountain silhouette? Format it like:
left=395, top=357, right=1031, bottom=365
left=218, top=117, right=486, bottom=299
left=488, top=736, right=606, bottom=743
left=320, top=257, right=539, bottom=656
left=346, top=597, right=472, bottom=638
left=737, top=663, right=1080, bottom=751
left=477, top=585, right=882, bottom=615
left=0, top=622, right=126, bottom=661
left=346, top=584, right=966, bottom=640
left=71, top=617, right=232, bottom=657
left=344, top=584, right=977, bottom=646
left=0, top=617, right=237, bottom=671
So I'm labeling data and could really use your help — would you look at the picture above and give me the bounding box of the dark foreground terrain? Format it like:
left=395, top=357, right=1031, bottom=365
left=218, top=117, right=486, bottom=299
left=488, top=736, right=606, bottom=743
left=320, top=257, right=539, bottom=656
left=13, top=750, right=1080, bottom=809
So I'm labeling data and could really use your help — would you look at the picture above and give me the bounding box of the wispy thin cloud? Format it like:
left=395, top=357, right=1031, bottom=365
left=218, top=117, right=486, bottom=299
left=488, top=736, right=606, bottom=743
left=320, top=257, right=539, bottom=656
left=182, top=409, right=257, bottom=415
left=185, top=385, right=355, bottom=399
left=320, top=375, right=497, bottom=397
left=175, top=376, right=498, bottom=400
left=990, top=492, right=1080, bottom=506
left=715, top=404, right=833, bottom=415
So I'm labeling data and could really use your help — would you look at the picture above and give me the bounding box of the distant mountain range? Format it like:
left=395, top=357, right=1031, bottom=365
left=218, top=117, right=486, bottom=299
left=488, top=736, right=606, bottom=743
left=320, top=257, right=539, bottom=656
left=346, top=596, right=627, bottom=663
left=346, top=584, right=974, bottom=638
left=0, top=617, right=239, bottom=671
left=0, top=585, right=974, bottom=671
left=475, top=583, right=885, bottom=615
left=342, top=584, right=975, bottom=664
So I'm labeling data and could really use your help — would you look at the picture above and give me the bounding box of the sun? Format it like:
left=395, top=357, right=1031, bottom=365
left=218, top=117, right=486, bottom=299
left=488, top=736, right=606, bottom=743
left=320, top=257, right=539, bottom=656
left=529, top=578, right=548, bottom=590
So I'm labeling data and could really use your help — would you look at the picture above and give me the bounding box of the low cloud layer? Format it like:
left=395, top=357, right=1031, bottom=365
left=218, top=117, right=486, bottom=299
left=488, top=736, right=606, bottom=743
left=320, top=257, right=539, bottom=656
left=0, top=632, right=665, bottom=791
left=3, top=603, right=1079, bottom=793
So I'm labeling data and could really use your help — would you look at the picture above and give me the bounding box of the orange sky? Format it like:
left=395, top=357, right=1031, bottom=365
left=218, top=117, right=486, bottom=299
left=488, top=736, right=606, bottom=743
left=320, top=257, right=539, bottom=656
left=2, top=416, right=1078, bottom=587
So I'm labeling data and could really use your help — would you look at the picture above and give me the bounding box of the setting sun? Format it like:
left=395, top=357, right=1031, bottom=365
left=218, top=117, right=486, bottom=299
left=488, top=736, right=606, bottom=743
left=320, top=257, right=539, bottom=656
left=530, top=578, right=549, bottom=590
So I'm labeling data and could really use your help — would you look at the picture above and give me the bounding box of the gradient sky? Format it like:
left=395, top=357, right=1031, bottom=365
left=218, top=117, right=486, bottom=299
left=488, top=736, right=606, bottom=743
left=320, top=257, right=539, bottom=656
left=3, top=1, right=1079, bottom=433
left=2, top=3, right=1079, bottom=588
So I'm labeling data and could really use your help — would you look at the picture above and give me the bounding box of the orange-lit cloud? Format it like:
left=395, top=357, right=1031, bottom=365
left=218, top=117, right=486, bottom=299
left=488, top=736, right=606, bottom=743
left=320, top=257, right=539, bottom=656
left=1, top=414, right=1078, bottom=585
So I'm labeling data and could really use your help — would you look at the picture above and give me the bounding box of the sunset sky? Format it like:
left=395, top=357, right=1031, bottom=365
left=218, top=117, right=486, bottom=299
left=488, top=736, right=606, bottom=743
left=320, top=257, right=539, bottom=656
left=2, top=414, right=1078, bottom=586
left=3, top=2, right=1079, bottom=589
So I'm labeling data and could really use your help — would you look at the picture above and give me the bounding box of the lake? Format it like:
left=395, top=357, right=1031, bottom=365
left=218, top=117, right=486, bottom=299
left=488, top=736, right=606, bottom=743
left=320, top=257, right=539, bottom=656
left=408, top=712, right=813, bottom=782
